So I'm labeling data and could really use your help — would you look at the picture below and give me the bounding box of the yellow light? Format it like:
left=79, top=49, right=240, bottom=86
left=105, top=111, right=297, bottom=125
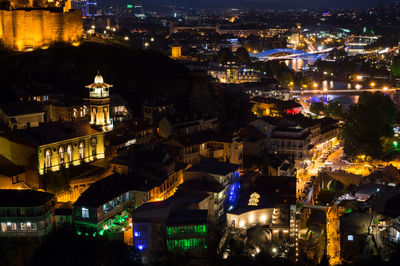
left=313, top=82, right=318, bottom=88
left=370, top=82, right=375, bottom=87
left=323, top=88, right=328, bottom=92
left=355, top=84, right=362, bottom=90
left=383, top=86, right=389, bottom=91
left=356, top=75, right=363, bottom=81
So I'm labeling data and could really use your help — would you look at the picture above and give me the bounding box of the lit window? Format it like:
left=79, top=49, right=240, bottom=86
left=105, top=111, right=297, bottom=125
left=11, top=223, right=16, bottom=230
left=1, top=223, right=6, bottom=232
left=59, top=147, right=64, bottom=164
left=45, top=150, right=51, bottom=168
left=27, top=222, right=31, bottom=230
left=82, top=207, right=89, bottom=218
left=20, top=223, right=26, bottom=230
left=31, top=223, right=37, bottom=230
left=67, top=145, right=72, bottom=162
left=347, top=235, right=354, bottom=241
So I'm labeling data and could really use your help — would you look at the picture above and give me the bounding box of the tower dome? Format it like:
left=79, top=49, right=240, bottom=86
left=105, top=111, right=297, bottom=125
left=94, top=73, right=104, bottom=84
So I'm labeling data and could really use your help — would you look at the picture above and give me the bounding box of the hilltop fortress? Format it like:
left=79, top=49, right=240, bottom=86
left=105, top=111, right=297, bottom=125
left=0, top=0, right=82, bottom=51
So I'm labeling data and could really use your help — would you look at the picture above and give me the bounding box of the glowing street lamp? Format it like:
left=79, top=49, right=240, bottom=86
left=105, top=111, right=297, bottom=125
left=313, top=82, right=318, bottom=89
left=355, top=84, right=362, bottom=90
left=383, top=86, right=389, bottom=91
left=370, top=82, right=375, bottom=87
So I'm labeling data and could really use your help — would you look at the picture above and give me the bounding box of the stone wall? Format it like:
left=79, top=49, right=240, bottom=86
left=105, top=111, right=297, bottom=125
left=0, top=8, right=82, bottom=51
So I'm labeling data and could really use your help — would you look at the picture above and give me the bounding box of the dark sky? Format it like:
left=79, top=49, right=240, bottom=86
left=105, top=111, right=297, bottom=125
left=151, top=0, right=396, bottom=8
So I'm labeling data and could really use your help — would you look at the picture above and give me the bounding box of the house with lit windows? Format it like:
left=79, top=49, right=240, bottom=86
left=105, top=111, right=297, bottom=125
left=0, top=101, right=45, bottom=130
left=132, top=188, right=210, bottom=263
left=163, top=129, right=243, bottom=168
left=73, top=174, right=154, bottom=239
left=110, top=147, right=187, bottom=202
left=183, top=158, right=241, bottom=218
left=0, top=189, right=56, bottom=238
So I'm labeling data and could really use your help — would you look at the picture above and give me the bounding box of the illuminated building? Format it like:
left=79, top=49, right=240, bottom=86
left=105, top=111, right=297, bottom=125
left=208, top=63, right=261, bottom=84
left=158, top=113, right=218, bottom=139
left=86, top=73, right=112, bottom=131
left=225, top=175, right=297, bottom=261
left=0, top=121, right=105, bottom=176
left=0, top=0, right=82, bottom=51
left=171, top=46, right=182, bottom=59
left=74, top=174, right=151, bottom=237
left=0, top=102, right=45, bottom=130
left=183, top=158, right=241, bottom=218
left=110, top=148, right=186, bottom=202
left=163, top=129, right=243, bottom=168
left=346, top=36, right=379, bottom=55
left=250, top=97, right=302, bottom=117
left=0, top=189, right=56, bottom=238
left=85, top=0, right=98, bottom=17
left=132, top=189, right=210, bottom=262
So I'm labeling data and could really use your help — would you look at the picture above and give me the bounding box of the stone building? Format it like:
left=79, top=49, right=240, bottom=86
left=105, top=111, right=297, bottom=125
left=0, top=4, right=82, bottom=51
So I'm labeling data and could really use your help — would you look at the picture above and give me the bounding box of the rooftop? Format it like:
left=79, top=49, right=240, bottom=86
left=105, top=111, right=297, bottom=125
left=74, top=174, right=155, bottom=208
left=0, top=101, right=44, bottom=117
left=0, top=189, right=54, bottom=207
left=186, top=158, right=239, bottom=176
left=0, top=155, right=25, bottom=177
left=14, top=121, right=101, bottom=146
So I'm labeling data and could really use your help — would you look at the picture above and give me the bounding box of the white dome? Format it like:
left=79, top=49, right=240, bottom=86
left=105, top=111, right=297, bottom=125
left=94, top=74, right=104, bottom=84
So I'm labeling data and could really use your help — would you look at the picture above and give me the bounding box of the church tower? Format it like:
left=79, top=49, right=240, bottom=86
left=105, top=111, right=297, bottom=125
left=86, top=73, right=112, bottom=130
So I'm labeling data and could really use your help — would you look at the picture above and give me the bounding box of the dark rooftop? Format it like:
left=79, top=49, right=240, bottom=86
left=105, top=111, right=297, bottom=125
left=0, top=155, right=25, bottom=177
left=167, top=210, right=208, bottom=225
left=74, top=174, right=155, bottom=208
left=187, top=158, right=239, bottom=176
left=0, top=102, right=44, bottom=117
left=180, top=175, right=224, bottom=193
left=0, top=189, right=54, bottom=207
left=14, top=121, right=101, bottom=146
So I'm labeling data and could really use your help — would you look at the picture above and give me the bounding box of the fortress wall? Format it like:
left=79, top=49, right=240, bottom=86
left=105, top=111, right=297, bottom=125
left=0, top=8, right=82, bottom=51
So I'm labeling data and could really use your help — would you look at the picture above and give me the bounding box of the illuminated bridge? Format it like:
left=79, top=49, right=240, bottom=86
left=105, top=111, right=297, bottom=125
left=251, top=48, right=331, bottom=62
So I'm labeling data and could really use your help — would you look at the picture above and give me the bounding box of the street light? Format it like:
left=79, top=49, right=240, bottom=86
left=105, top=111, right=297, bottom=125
left=383, top=86, right=389, bottom=91
left=370, top=82, right=375, bottom=87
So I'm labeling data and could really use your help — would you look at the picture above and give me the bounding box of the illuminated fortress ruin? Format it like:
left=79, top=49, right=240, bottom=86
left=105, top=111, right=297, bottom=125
left=0, top=0, right=82, bottom=51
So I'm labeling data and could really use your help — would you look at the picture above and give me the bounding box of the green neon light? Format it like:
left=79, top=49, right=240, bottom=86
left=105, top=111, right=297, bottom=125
left=167, top=238, right=207, bottom=250
left=166, top=225, right=207, bottom=236
left=127, top=4, right=133, bottom=8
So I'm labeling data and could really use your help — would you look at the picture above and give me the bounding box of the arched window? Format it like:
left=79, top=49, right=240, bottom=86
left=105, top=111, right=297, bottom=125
left=91, top=138, right=97, bottom=156
left=58, top=147, right=64, bottom=164
left=45, top=150, right=51, bottom=168
left=67, top=145, right=72, bottom=162
left=79, top=142, right=85, bottom=159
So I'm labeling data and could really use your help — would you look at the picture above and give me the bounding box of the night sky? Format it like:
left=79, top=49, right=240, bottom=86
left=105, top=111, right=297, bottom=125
left=151, top=0, right=397, bottom=8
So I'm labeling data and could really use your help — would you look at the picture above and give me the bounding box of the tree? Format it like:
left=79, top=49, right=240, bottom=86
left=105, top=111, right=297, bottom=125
left=217, top=47, right=235, bottom=64
left=252, top=103, right=265, bottom=118
left=235, top=47, right=251, bottom=65
left=392, top=56, right=400, bottom=77
left=342, top=92, right=397, bottom=158
left=324, top=102, right=344, bottom=120
left=310, top=102, right=325, bottom=116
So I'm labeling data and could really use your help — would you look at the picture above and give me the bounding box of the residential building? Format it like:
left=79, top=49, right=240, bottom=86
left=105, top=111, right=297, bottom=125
left=163, top=129, right=243, bottom=167
left=74, top=174, right=152, bottom=235
left=0, top=155, right=30, bottom=190
left=0, top=102, right=45, bottom=130
left=110, top=147, right=187, bottom=202
left=158, top=113, right=218, bottom=139
left=132, top=188, right=210, bottom=263
left=0, top=189, right=56, bottom=238
left=184, top=158, right=241, bottom=217
left=142, top=100, right=175, bottom=126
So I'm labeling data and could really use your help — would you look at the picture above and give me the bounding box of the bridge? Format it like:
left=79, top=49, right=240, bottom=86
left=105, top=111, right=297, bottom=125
left=251, top=48, right=331, bottom=62
left=290, top=88, right=397, bottom=96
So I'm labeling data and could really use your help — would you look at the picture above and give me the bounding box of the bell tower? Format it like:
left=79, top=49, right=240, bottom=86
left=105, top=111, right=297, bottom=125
left=86, top=72, right=112, bottom=130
